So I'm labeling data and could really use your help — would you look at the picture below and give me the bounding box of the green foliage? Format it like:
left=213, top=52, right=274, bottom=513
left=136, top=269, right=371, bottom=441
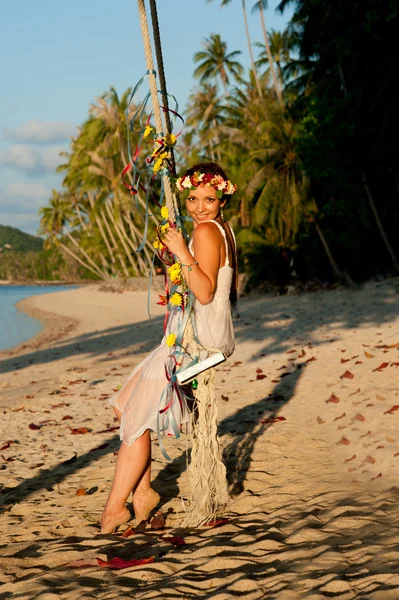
left=0, top=225, right=43, bottom=252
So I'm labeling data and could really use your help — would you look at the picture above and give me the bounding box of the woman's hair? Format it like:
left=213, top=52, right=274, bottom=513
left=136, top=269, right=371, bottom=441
left=182, top=162, right=232, bottom=203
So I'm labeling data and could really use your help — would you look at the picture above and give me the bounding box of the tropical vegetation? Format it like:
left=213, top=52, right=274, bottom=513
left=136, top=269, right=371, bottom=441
left=32, top=0, right=399, bottom=289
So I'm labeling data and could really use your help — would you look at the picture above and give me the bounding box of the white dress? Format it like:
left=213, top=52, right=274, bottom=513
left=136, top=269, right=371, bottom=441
left=109, top=220, right=235, bottom=447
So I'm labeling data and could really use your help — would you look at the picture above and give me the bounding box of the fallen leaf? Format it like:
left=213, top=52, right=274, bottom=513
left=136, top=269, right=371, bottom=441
left=354, top=413, right=365, bottom=422
left=256, top=368, right=263, bottom=373
left=316, top=416, right=325, bottom=424
left=386, top=436, right=395, bottom=443
left=349, top=389, right=361, bottom=396
left=376, top=394, right=385, bottom=401
left=0, top=441, right=15, bottom=451
left=384, top=405, right=399, bottom=415
left=29, top=423, right=42, bottom=430
left=326, top=393, right=340, bottom=404
left=286, top=349, right=296, bottom=354
left=162, top=535, right=186, bottom=546
left=341, top=358, right=350, bottom=363
left=97, top=426, right=119, bottom=434
left=364, top=351, right=374, bottom=358
left=70, top=427, right=91, bottom=435
left=97, top=556, right=155, bottom=569
left=67, top=559, right=98, bottom=569
left=121, top=527, right=136, bottom=538
left=373, top=362, right=390, bottom=372
left=150, top=511, right=165, bottom=530
left=370, top=473, right=382, bottom=481
left=76, top=488, right=86, bottom=496
left=204, top=518, right=230, bottom=527
left=298, top=349, right=306, bottom=358
left=365, top=455, right=375, bottom=464
left=355, top=361, right=363, bottom=365
left=256, top=374, right=267, bottom=380
left=12, top=406, right=24, bottom=412
left=338, top=436, right=351, bottom=445
left=51, top=402, right=70, bottom=408
left=25, top=394, right=35, bottom=399
left=62, top=415, right=73, bottom=421
left=340, top=370, right=354, bottom=380
left=260, top=416, right=286, bottom=424
left=344, top=454, right=356, bottom=463
left=221, top=395, right=229, bottom=402
left=30, top=462, right=45, bottom=469
left=334, top=412, right=346, bottom=421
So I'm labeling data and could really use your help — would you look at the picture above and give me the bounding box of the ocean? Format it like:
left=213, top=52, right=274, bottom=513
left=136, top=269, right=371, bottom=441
left=0, top=285, right=78, bottom=352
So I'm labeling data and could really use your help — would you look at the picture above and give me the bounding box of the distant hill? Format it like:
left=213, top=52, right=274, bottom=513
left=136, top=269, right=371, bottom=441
left=0, top=225, right=44, bottom=252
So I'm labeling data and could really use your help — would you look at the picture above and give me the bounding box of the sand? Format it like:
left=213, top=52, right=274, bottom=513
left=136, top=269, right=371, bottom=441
left=0, top=279, right=398, bottom=599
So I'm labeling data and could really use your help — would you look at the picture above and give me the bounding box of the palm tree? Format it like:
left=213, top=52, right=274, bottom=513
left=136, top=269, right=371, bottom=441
left=193, top=33, right=243, bottom=94
left=256, top=29, right=293, bottom=97
left=186, top=84, right=225, bottom=161
left=252, top=0, right=283, bottom=105
left=208, top=0, right=263, bottom=98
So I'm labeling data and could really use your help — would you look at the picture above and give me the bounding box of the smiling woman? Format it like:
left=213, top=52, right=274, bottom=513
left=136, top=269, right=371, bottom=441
left=101, top=162, right=238, bottom=533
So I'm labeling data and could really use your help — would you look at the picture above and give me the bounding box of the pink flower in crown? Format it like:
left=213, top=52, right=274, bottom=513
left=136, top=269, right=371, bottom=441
left=175, top=177, right=183, bottom=190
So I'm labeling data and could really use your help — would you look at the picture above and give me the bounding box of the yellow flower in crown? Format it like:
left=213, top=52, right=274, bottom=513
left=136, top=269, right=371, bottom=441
left=166, top=333, right=177, bottom=347
left=170, top=292, right=183, bottom=307
left=160, top=206, right=169, bottom=220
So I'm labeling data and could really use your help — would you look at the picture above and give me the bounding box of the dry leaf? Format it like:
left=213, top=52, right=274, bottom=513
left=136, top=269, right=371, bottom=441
left=260, top=416, right=286, bottom=424
left=364, top=351, right=374, bottom=358
left=97, top=556, right=155, bottom=569
left=76, top=488, right=86, bottom=496
left=344, top=454, right=356, bottom=463
left=70, top=427, right=91, bottom=435
left=326, top=393, right=339, bottom=404
left=121, top=527, right=136, bottom=538
left=365, top=455, right=375, bottom=464
left=338, top=436, right=351, bottom=445
left=316, top=416, right=325, bottom=424
left=384, top=405, right=399, bottom=415
left=354, top=413, right=365, bottom=422
left=334, top=412, right=346, bottom=421
left=340, top=370, right=354, bottom=380
left=150, top=511, right=165, bottom=530
left=256, top=374, right=267, bottom=380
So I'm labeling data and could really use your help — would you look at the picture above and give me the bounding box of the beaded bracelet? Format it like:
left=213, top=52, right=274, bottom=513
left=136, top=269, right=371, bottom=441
left=180, top=260, right=198, bottom=271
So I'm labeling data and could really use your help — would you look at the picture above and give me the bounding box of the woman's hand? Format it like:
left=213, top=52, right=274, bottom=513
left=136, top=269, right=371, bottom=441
left=163, top=227, right=187, bottom=260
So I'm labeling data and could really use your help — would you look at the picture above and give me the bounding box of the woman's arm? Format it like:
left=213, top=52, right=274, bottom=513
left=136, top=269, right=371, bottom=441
left=163, top=223, right=222, bottom=305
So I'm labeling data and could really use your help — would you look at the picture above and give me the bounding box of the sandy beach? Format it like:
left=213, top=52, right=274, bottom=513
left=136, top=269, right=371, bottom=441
left=1, top=279, right=398, bottom=599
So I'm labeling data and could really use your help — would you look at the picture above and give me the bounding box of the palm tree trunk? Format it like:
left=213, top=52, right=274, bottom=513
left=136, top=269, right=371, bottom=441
left=242, top=0, right=263, bottom=99
left=100, top=207, right=130, bottom=277
left=87, top=192, right=117, bottom=266
left=314, top=221, right=344, bottom=280
left=105, top=201, right=139, bottom=276
left=64, top=230, right=107, bottom=279
left=259, top=3, right=283, bottom=105
left=60, top=242, right=104, bottom=279
left=122, top=213, right=154, bottom=276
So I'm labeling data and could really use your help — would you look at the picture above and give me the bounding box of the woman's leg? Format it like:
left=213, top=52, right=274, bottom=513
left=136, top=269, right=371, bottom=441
left=101, top=430, right=151, bottom=533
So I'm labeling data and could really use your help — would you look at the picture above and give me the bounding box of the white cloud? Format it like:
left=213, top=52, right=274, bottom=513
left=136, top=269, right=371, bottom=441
left=3, top=120, right=77, bottom=143
left=0, top=212, right=42, bottom=236
left=0, top=145, right=66, bottom=176
left=3, top=182, right=52, bottom=205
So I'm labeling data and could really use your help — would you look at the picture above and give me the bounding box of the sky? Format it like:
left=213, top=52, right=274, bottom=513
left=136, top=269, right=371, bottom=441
left=0, top=0, right=293, bottom=236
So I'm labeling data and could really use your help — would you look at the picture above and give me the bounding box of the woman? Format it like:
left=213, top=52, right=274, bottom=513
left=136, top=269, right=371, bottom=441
left=101, top=162, right=237, bottom=534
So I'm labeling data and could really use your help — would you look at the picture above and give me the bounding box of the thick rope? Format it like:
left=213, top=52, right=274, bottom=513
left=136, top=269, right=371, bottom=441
left=149, top=0, right=176, bottom=176
left=137, top=0, right=177, bottom=221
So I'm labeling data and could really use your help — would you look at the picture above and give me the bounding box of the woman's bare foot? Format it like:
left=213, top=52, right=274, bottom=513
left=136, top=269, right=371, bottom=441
left=132, top=488, right=161, bottom=522
left=101, top=506, right=131, bottom=534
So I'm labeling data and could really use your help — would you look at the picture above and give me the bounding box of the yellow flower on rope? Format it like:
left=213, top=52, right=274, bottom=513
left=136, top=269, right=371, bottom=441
left=164, top=133, right=176, bottom=147
left=161, top=206, right=169, bottom=220
left=170, top=292, right=183, bottom=307
left=153, top=238, right=165, bottom=250
left=166, top=333, right=176, bottom=347
left=160, top=222, right=170, bottom=235
left=168, top=262, right=182, bottom=284
left=143, top=125, right=153, bottom=139
left=153, top=151, right=168, bottom=173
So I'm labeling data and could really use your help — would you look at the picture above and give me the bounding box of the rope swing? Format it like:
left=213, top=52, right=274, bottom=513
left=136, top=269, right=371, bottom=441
left=135, top=0, right=229, bottom=527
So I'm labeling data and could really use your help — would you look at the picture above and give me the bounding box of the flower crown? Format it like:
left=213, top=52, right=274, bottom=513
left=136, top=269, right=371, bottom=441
left=175, top=171, right=237, bottom=199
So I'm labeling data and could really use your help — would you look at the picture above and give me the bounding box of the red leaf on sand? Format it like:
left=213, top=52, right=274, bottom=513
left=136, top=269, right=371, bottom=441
left=334, top=412, right=346, bottom=421
left=349, top=389, right=361, bottom=396
left=354, top=413, right=365, bottom=422
left=256, top=374, right=267, bottom=380
left=163, top=536, right=186, bottom=546
left=12, top=406, right=24, bottom=412
left=121, top=527, right=136, bottom=538
left=221, top=395, right=229, bottom=402
left=374, top=362, right=390, bottom=372
left=286, top=349, right=296, bottom=354
left=340, top=370, right=354, bottom=380
left=392, top=362, right=399, bottom=367
left=256, top=368, right=263, bottom=373
left=25, top=394, right=35, bottom=399
left=29, top=423, right=42, bottom=430
left=384, top=405, right=399, bottom=415
left=365, top=455, right=375, bottom=464
left=76, top=488, right=86, bottom=496
left=305, top=356, right=317, bottom=363
left=341, top=358, right=350, bottom=363
left=260, top=416, right=286, bottom=424
left=298, top=349, right=306, bottom=358
left=338, top=436, right=351, bottom=445
left=326, top=393, right=339, bottom=404
left=370, top=473, right=382, bottom=481
left=89, top=443, right=110, bottom=453
left=344, top=454, right=356, bottom=463
left=0, top=441, right=15, bottom=451
left=51, top=402, right=70, bottom=409
left=62, top=415, right=73, bottom=421
left=204, top=518, right=230, bottom=527
left=364, top=351, right=374, bottom=358
left=2, top=455, right=15, bottom=462
left=231, top=361, right=242, bottom=367
left=97, top=556, right=155, bottom=569
left=70, top=427, right=91, bottom=435
left=375, top=343, right=399, bottom=349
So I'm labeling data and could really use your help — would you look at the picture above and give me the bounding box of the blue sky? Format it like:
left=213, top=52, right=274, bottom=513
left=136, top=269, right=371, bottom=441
left=0, top=0, right=293, bottom=236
